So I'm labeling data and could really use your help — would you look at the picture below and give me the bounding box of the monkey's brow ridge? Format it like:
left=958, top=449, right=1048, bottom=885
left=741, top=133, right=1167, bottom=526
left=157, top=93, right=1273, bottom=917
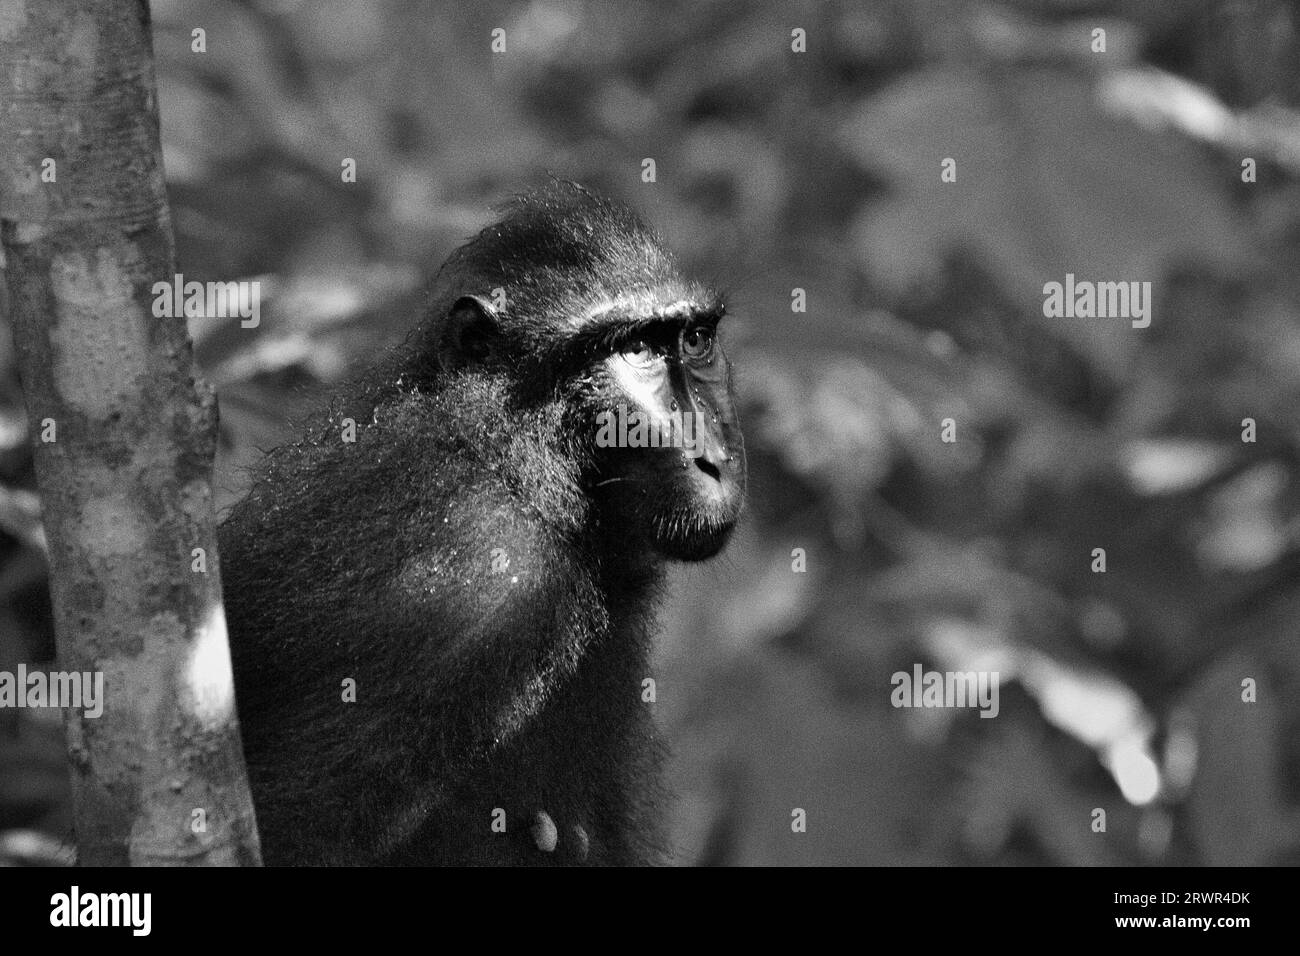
left=578, top=293, right=723, bottom=329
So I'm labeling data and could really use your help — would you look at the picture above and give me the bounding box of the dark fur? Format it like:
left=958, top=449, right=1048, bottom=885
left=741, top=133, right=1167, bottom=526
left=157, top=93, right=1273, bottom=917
left=219, top=183, right=742, bottom=865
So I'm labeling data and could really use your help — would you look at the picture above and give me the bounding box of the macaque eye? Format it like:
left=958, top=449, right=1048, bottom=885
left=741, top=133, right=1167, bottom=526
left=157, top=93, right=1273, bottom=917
left=620, top=340, right=657, bottom=368
left=681, top=326, right=714, bottom=360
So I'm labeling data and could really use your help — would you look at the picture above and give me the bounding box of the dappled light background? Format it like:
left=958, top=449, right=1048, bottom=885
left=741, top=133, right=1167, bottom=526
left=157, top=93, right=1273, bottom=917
left=2, top=0, right=1299, bottom=865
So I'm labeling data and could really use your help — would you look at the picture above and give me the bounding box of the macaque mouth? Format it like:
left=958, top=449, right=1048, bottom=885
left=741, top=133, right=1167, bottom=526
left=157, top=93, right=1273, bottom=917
left=656, top=515, right=737, bottom=561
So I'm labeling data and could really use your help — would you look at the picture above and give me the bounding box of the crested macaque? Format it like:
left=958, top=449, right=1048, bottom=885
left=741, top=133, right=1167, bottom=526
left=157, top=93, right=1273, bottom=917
left=219, top=182, right=746, bottom=865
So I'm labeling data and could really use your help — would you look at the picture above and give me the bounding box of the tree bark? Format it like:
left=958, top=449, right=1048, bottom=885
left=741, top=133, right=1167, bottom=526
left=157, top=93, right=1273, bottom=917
left=0, top=0, right=262, bottom=864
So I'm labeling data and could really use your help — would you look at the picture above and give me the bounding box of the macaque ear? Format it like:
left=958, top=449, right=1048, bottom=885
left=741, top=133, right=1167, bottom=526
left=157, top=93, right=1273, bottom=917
left=439, top=295, right=500, bottom=372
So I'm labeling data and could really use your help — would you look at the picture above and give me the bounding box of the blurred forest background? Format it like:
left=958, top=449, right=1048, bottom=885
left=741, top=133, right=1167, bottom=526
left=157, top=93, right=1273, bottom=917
left=3, top=0, right=1300, bottom=865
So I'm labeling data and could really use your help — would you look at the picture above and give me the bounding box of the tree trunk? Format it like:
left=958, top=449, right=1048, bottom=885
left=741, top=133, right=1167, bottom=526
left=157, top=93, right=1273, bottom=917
left=0, top=0, right=262, bottom=865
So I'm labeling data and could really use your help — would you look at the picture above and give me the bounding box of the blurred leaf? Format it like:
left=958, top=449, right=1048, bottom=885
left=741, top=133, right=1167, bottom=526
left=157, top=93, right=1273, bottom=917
left=1182, top=655, right=1300, bottom=864
left=840, top=68, right=1251, bottom=374
left=1122, top=438, right=1231, bottom=495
